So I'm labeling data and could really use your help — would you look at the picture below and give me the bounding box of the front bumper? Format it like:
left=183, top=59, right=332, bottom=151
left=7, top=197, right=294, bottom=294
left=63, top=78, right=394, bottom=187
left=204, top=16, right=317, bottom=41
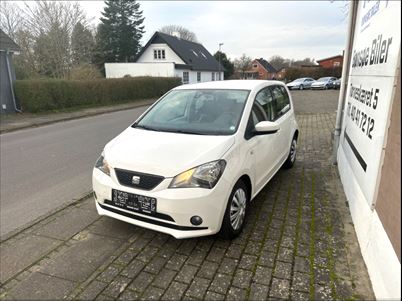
left=92, top=168, right=231, bottom=239
left=311, top=85, right=326, bottom=89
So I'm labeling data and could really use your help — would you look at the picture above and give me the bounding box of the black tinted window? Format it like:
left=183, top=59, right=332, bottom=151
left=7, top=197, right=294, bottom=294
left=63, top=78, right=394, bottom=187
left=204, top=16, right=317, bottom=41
left=245, top=101, right=267, bottom=140
left=255, top=87, right=275, bottom=121
left=270, top=85, right=290, bottom=119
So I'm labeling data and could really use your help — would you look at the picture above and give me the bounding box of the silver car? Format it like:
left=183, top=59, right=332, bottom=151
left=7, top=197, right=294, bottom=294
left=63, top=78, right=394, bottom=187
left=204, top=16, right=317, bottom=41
left=310, top=77, right=337, bottom=90
left=286, top=77, right=315, bottom=90
left=333, top=78, right=341, bottom=89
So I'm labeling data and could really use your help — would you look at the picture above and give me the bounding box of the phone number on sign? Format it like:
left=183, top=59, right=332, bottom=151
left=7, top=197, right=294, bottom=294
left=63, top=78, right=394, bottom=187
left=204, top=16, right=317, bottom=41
left=346, top=101, right=375, bottom=140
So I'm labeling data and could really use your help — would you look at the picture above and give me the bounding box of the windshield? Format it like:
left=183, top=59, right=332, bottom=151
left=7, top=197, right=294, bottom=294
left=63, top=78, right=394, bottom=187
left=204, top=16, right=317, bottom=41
left=293, top=78, right=305, bottom=83
left=133, top=89, right=250, bottom=135
left=317, top=77, right=331, bottom=82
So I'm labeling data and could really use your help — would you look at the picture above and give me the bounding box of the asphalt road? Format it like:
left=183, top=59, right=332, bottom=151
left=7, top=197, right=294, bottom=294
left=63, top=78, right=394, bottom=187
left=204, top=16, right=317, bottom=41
left=0, top=90, right=339, bottom=238
left=0, top=106, right=148, bottom=238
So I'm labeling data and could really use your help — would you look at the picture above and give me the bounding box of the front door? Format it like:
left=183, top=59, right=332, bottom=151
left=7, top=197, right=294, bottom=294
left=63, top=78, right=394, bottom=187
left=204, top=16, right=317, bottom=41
left=244, top=87, right=281, bottom=191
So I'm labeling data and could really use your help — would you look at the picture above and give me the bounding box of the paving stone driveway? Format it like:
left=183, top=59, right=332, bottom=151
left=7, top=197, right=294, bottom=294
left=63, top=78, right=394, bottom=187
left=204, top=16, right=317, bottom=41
left=0, top=92, right=375, bottom=300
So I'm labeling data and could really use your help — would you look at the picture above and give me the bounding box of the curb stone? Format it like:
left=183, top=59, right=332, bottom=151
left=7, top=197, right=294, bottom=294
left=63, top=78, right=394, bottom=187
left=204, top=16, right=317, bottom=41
left=0, top=191, right=93, bottom=243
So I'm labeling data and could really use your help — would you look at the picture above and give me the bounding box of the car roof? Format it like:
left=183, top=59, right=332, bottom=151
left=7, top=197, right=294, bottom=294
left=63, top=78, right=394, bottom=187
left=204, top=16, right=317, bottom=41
left=174, top=80, right=284, bottom=91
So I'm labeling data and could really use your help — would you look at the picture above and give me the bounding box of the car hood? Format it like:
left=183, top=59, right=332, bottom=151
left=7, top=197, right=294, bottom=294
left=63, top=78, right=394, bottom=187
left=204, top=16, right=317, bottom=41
left=104, top=127, right=235, bottom=177
left=286, top=82, right=299, bottom=86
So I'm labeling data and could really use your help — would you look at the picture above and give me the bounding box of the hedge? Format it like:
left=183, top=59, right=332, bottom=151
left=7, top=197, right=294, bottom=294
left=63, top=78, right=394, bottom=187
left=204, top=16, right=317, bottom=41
left=14, top=76, right=182, bottom=113
left=284, top=67, right=342, bottom=82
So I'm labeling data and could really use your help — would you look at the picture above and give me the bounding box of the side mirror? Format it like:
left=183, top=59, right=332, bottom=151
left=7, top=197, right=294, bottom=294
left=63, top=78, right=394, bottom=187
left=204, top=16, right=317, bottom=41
left=254, top=121, right=280, bottom=135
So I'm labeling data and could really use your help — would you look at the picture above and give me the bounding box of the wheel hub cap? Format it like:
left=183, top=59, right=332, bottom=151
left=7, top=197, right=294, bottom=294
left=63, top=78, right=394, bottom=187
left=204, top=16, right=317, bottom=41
left=230, top=188, right=247, bottom=230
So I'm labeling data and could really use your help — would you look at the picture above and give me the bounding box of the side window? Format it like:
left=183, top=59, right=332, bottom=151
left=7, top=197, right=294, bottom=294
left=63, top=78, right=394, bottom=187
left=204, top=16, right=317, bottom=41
left=255, top=87, right=275, bottom=121
left=245, top=101, right=267, bottom=140
left=270, top=85, right=290, bottom=119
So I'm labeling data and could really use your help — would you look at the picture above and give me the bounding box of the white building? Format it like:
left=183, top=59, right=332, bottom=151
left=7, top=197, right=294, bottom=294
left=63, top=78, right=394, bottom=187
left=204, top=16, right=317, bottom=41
left=105, top=31, right=224, bottom=84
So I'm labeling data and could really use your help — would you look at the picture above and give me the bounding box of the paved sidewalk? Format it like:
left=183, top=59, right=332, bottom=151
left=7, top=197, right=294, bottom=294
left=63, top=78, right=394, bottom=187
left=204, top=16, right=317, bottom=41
left=0, top=99, right=155, bottom=134
left=0, top=113, right=375, bottom=300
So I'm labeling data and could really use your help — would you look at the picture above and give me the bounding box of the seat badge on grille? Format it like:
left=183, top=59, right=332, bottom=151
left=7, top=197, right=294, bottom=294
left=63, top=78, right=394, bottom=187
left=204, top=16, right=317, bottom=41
left=131, top=176, right=140, bottom=185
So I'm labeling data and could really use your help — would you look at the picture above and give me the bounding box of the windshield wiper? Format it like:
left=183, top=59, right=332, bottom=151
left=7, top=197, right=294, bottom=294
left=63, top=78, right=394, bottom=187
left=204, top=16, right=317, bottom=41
left=132, top=124, right=161, bottom=132
left=165, top=129, right=208, bottom=135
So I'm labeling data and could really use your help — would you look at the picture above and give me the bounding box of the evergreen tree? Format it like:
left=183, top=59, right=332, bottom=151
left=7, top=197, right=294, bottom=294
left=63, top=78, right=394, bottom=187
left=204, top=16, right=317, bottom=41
left=71, top=22, right=95, bottom=65
left=96, top=0, right=145, bottom=65
left=214, top=51, right=235, bottom=79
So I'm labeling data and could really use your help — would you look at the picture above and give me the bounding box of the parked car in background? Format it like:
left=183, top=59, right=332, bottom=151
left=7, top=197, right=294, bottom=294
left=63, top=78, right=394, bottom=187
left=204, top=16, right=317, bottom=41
left=286, top=77, right=315, bottom=90
left=333, top=78, right=341, bottom=89
left=93, top=80, right=299, bottom=239
left=310, top=77, right=337, bottom=90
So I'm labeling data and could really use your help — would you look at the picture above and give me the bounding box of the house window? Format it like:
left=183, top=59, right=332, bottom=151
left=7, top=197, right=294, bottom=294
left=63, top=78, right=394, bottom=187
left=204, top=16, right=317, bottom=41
left=197, top=72, right=201, bottom=82
left=212, top=72, right=215, bottom=81
left=253, top=64, right=258, bottom=68
left=183, top=71, right=189, bottom=84
left=334, top=61, right=340, bottom=67
left=153, top=49, right=165, bottom=60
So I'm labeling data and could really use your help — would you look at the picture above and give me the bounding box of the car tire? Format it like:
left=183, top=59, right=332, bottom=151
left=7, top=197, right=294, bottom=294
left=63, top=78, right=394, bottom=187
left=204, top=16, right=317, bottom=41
left=325, top=85, right=329, bottom=90
left=283, top=135, right=297, bottom=169
left=299, top=85, right=304, bottom=90
left=220, top=180, right=248, bottom=239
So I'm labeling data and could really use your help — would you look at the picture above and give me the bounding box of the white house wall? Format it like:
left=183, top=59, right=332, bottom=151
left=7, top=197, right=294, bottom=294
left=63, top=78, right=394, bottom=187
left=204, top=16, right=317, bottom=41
left=136, top=43, right=185, bottom=64
left=105, top=63, right=175, bottom=78
left=174, top=70, right=224, bottom=84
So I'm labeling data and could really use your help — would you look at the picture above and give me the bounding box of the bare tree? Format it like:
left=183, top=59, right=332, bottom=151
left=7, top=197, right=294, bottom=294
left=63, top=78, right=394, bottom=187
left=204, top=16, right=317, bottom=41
left=22, top=1, right=87, bottom=39
left=159, top=25, right=198, bottom=42
left=8, top=1, right=91, bottom=79
left=234, top=54, right=252, bottom=78
left=292, top=57, right=316, bottom=66
left=0, top=1, right=24, bottom=40
left=269, top=55, right=288, bottom=70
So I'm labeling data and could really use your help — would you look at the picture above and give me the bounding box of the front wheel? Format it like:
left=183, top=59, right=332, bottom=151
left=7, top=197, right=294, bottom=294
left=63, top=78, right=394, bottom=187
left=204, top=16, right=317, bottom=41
left=283, top=135, right=297, bottom=169
left=220, top=180, right=248, bottom=239
left=299, top=85, right=304, bottom=90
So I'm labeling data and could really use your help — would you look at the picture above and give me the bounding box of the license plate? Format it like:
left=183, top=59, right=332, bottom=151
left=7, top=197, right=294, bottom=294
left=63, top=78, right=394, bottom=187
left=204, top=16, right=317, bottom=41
left=111, top=189, right=157, bottom=214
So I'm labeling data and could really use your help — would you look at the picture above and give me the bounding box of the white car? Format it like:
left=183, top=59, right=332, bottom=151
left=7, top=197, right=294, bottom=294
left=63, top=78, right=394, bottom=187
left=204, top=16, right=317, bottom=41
left=286, top=77, right=315, bottom=90
left=310, top=77, right=337, bottom=90
left=93, top=80, right=299, bottom=239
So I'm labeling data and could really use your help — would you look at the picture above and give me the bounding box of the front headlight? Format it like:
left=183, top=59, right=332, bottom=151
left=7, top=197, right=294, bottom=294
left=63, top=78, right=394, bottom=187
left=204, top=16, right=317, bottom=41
left=169, top=160, right=226, bottom=189
left=95, top=154, right=110, bottom=176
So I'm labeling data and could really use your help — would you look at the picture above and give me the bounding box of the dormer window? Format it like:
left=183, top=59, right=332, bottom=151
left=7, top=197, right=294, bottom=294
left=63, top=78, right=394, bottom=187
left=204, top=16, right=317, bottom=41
left=191, top=50, right=199, bottom=57
left=153, top=49, right=166, bottom=60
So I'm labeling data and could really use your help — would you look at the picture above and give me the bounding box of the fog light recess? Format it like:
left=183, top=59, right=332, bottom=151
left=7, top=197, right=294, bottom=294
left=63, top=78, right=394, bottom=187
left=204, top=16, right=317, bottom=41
left=190, top=216, right=203, bottom=226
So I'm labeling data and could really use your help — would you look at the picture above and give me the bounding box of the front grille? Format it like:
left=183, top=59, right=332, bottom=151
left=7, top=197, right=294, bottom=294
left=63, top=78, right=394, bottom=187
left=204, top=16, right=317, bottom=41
left=104, top=199, right=175, bottom=222
left=114, top=168, right=164, bottom=190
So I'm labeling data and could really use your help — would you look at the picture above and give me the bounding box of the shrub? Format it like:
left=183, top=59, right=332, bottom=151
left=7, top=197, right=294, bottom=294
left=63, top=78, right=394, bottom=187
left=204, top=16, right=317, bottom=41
left=69, top=64, right=103, bottom=80
left=14, top=77, right=182, bottom=113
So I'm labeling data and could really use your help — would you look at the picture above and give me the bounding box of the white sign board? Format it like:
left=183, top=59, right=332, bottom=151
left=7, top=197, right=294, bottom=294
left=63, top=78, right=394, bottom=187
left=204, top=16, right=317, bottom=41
left=339, top=0, right=401, bottom=206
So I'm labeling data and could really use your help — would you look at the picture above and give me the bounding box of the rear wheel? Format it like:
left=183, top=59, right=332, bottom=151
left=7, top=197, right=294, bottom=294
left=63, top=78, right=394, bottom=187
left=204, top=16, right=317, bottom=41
left=220, top=180, right=248, bottom=239
left=283, top=135, right=297, bottom=169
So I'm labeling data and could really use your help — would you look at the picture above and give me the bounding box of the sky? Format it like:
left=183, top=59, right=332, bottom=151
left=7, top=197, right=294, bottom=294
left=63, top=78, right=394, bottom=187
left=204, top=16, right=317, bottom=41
left=72, top=1, right=349, bottom=62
